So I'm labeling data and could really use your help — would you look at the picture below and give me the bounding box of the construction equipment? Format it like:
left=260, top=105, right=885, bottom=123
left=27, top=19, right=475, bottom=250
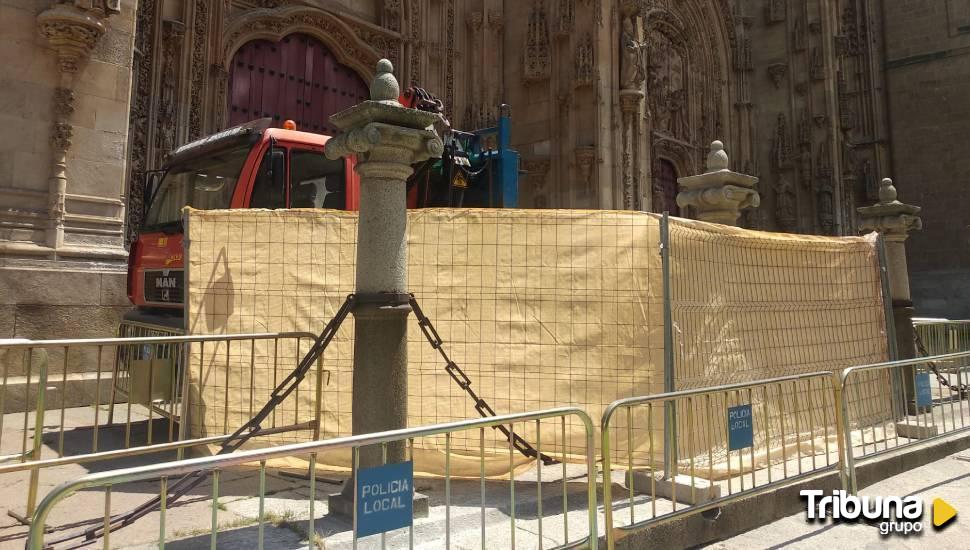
left=120, top=95, right=519, bottom=414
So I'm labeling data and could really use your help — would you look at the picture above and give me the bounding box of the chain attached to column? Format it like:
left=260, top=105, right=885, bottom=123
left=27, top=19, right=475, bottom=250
left=914, top=330, right=970, bottom=397
left=409, top=294, right=558, bottom=465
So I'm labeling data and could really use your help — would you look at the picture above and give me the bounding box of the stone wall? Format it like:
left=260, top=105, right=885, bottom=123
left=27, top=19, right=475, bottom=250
left=0, top=269, right=128, bottom=343
left=0, top=0, right=135, bottom=355
left=0, top=0, right=133, bottom=257
left=884, top=0, right=970, bottom=318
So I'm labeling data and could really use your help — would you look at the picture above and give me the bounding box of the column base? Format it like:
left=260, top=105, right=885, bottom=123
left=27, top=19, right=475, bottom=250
left=626, top=470, right=721, bottom=505
left=895, top=420, right=939, bottom=439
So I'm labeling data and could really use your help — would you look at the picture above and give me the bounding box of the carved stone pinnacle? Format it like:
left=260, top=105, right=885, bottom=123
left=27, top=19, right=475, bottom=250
left=370, top=59, right=400, bottom=104
left=857, top=177, right=922, bottom=242
left=707, top=140, right=729, bottom=172
left=677, top=140, right=760, bottom=226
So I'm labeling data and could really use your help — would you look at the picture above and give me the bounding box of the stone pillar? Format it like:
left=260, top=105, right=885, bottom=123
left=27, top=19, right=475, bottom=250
left=858, top=178, right=923, bottom=415
left=37, top=2, right=115, bottom=250
left=676, top=141, right=760, bottom=226
left=323, top=60, right=443, bottom=469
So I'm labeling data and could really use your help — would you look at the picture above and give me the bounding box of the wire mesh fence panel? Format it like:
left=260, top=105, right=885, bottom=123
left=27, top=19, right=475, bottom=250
left=665, top=217, right=893, bottom=428
left=839, top=352, right=970, bottom=493
left=601, top=372, right=844, bottom=547
left=184, top=209, right=897, bottom=475
left=185, top=208, right=664, bottom=472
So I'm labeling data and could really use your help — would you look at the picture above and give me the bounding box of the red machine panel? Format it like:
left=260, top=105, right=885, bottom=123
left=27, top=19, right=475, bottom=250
left=228, top=34, right=369, bottom=133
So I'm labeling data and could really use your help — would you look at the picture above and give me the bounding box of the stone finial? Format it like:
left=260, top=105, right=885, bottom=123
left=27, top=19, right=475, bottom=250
left=370, top=59, right=400, bottom=104
left=324, top=59, right=443, bottom=164
left=707, top=140, right=729, bottom=172
left=676, top=140, right=760, bottom=226
left=857, top=177, right=921, bottom=242
left=878, top=177, right=898, bottom=204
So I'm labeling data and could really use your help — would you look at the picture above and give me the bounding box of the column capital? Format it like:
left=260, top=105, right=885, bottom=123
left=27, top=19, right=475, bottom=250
left=857, top=178, right=922, bottom=242
left=325, top=59, right=443, bottom=166
left=676, top=141, right=760, bottom=226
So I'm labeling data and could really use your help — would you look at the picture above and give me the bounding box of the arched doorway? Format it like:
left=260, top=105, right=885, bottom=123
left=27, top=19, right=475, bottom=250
left=228, top=33, right=369, bottom=133
left=653, top=158, right=679, bottom=214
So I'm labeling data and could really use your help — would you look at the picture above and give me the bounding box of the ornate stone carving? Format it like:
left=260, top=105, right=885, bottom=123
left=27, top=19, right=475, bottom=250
left=764, top=0, right=785, bottom=24
left=574, top=146, right=596, bottom=193
left=554, top=0, right=575, bottom=37
left=37, top=5, right=107, bottom=74
left=36, top=1, right=116, bottom=250
left=51, top=121, right=74, bottom=151
left=857, top=179, right=922, bottom=242
left=676, top=141, right=760, bottom=226
left=797, top=109, right=811, bottom=145
left=125, top=0, right=156, bottom=246
left=524, top=0, right=551, bottom=82
left=188, top=0, right=210, bottom=140
left=222, top=8, right=385, bottom=80
left=838, top=72, right=856, bottom=130
left=816, top=140, right=832, bottom=179
left=793, top=15, right=807, bottom=51
left=487, top=9, right=504, bottom=34
left=735, top=38, right=753, bottom=72
left=383, top=0, right=403, bottom=33
left=156, top=20, right=185, bottom=163
left=775, top=177, right=797, bottom=231
left=466, top=11, right=483, bottom=33
left=620, top=14, right=645, bottom=89
left=818, top=179, right=835, bottom=234
left=523, top=158, right=551, bottom=208
left=53, top=87, right=76, bottom=118
left=574, top=32, right=594, bottom=88
left=766, top=63, right=787, bottom=89
left=619, top=91, right=642, bottom=210
left=810, top=47, right=825, bottom=80
left=771, top=113, right=791, bottom=171
left=210, top=63, right=229, bottom=131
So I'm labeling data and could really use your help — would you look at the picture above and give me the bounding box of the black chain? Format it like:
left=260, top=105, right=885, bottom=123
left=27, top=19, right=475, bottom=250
left=49, top=293, right=556, bottom=549
left=914, top=329, right=970, bottom=398
left=48, top=296, right=358, bottom=549
left=409, top=294, right=559, bottom=466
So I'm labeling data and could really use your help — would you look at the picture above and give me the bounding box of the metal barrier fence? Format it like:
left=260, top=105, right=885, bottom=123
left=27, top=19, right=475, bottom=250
left=601, top=371, right=842, bottom=549
left=28, top=407, right=598, bottom=550
left=914, top=319, right=970, bottom=366
left=0, top=330, right=321, bottom=523
left=839, top=351, right=970, bottom=493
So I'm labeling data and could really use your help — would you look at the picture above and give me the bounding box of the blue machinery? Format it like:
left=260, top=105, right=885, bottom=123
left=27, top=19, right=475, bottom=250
left=409, top=104, right=519, bottom=208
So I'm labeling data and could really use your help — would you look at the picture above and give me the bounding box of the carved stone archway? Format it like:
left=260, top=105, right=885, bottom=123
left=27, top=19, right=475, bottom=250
left=214, top=6, right=386, bottom=131
left=643, top=1, right=734, bottom=209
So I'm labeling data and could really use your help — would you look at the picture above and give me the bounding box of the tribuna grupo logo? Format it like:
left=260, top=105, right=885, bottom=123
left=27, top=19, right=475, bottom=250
left=801, top=490, right=957, bottom=535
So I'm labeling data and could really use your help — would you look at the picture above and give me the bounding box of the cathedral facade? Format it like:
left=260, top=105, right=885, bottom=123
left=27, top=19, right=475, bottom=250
left=1, top=0, right=967, bottom=337
left=123, top=0, right=890, bottom=239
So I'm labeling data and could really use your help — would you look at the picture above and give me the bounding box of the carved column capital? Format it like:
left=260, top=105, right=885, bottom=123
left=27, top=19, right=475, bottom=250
left=857, top=178, right=922, bottom=242
left=37, top=4, right=109, bottom=74
left=676, top=141, right=760, bottom=226
left=619, top=89, right=643, bottom=113
left=325, top=60, right=444, bottom=174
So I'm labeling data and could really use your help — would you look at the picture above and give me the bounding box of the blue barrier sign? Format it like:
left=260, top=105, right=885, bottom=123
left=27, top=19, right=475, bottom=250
left=356, top=460, right=414, bottom=537
left=728, top=404, right=754, bottom=451
left=916, top=372, right=933, bottom=408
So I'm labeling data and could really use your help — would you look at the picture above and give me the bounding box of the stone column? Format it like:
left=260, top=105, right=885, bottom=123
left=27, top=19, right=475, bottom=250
left=323, top=60, right=443, bottom=469
left=676, top=141, right=760, bottom=226
left=858, top=178, right=923, bottom=416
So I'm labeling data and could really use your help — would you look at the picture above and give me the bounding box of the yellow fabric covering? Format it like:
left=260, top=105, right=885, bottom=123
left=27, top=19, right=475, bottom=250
left=183, top=208, right=889, bottom=477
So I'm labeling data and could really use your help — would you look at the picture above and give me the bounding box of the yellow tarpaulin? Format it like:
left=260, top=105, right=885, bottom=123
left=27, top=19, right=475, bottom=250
left=183, top=208, right=889, bottom=477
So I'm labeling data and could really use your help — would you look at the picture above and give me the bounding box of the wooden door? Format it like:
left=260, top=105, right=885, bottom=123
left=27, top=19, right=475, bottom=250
left=228, top=34, right=369, bottom=134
